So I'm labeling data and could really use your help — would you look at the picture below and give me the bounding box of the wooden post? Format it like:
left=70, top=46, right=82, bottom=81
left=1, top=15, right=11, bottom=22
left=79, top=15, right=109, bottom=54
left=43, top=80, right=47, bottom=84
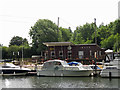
left=94, top=52, right=97, bottom=76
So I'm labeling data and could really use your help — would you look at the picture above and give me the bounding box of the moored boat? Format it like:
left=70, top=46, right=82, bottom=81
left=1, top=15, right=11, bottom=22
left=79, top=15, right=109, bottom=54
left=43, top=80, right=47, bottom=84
left=37, top=60, right=93, bottom=77
left=100, top=66, right=120, bottom=77
left=100, top=53, right=120, bottom=77
left=0, top=63, right=31, bottom=76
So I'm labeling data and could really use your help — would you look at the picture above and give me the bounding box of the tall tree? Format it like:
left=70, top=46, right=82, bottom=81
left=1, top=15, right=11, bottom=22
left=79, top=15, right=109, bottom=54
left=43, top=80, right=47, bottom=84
left=59, top=27, right=73, bottom=42
left=100, top=35, right=115, bottom=49
left=9, top=36, right=28, bottom=46
left=112, top=19, right=120, bottom=35
left=73, top=23, right=95, bottom=44
left=2, top=46, right=9, bottom=59
left=29, top=19, right=58, bottom=54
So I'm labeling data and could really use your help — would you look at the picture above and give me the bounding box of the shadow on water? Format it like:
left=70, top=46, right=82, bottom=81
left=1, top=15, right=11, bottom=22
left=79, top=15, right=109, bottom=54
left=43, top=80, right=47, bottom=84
left=1, top=76, right=120, bottom=88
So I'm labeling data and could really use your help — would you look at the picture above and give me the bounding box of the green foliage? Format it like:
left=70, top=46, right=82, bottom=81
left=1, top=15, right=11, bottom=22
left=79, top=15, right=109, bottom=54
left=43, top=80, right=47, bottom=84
left=72, top=19, right=120, bottom=52
left=9, top=36, right=28, bottom=46
left=2, top=46, right=9, bottom=59
left=113, top=33, right=120, bottom=52
left=29, top=19, right=58, bottom=54
left=19, top=45, right=32, bottom=58
left=84, top=39, right=93, bottom=44
left=2, top=45, right=32, bottom=59
left=59, top=27, right=73, bottom=42
left=112, top=19, right=120, bottom=35
left=73, top=23, right=95, bottom=44
left=97, top=25, right=111, bottom=40
left=73, top=32, right=84, bottom=44
left=100, top=35, right=115, bottom=49
left=7, top=45, right=20, bottom=59
left=100, top=33, right=120, bottom=52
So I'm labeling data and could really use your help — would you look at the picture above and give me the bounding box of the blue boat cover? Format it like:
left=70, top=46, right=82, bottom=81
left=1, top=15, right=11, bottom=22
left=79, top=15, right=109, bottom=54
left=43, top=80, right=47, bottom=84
left=68, top=62, right=79, bottom=65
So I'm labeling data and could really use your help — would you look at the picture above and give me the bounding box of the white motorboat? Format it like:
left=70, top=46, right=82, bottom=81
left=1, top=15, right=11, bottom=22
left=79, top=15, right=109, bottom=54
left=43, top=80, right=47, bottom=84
left=100, top=66, right=120, bottom=77
left=37, top=60, right=93, bottom=77
left=100, top=53, right=120, bottom=77
left=0, top=63, right=31, bottom=76
left=110, top=54, right=120, bottom=69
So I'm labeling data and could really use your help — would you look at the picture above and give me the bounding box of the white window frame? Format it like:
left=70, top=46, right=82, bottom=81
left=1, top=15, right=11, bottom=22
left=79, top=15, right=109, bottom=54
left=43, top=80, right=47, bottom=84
left=90, top=50, right=92, bottom=56
left=59, top=51, right=63, bottom=57
left=99, top=51, right=102, bottom=56
left=78, top=51, right=84, bottom=59
left=68, top=51, right=72, bottom=59
left=51, top=51, right=55, bottom=58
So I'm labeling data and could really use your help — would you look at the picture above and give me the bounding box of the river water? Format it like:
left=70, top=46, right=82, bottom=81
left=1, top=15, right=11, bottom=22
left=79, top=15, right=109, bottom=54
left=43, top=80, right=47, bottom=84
left=0, top=76, right=120, bottom=89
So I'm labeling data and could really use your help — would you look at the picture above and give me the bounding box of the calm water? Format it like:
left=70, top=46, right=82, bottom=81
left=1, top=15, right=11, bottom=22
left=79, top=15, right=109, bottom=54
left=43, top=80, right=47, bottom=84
left=0, top=76, right=120, bottom=89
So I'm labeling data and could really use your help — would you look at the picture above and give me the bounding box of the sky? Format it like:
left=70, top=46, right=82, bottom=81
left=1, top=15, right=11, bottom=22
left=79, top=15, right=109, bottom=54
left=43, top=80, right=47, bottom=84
left=0, top=0, right=119, bottom=46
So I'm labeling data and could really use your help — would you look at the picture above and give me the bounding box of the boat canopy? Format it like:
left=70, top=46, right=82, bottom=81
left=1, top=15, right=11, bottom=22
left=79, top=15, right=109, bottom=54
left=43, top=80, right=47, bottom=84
left=68, top=62, right=82, bottom=66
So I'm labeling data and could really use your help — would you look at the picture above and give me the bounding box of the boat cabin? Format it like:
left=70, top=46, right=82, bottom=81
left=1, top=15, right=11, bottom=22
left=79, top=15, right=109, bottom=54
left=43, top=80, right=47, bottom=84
left=42, top=60, right=69, bottom=70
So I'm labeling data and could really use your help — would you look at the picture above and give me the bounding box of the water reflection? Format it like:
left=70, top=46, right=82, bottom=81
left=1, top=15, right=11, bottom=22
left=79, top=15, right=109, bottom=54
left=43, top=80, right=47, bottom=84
left=0, top=75, right=2, bottom=90
left=1, top=76, right=119, bottom=88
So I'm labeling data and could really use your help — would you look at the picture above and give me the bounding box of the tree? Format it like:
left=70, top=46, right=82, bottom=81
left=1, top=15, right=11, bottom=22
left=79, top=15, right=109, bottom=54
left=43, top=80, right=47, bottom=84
left=73, top=23, right=95, bottom=44
left=73, top=32, right=84, bottom=44
left=97, top=25, right=111, bottom=40
left=19, top=44, right=32, bottom=58
left=29, top=19, right=58, bottom=54
left=100, top=35, right=115, bottom=49
left=9, top=36, right=28, bottom=46
left=2, top=46, right=9, bottom=59
left=112, top=19, right=120, bottom=35
left=59, top=27, right=73, bottom=42
left=113, top=33, right=120, bottom=52
left=7, top=45, right=20, bottom=59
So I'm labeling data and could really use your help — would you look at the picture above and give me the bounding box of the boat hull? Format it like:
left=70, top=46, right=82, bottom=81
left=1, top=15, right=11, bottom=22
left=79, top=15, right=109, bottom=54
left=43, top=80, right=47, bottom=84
left=100, top=69, right=120, bottom=78
left=37, top=70, right=93, bottom=77
left=0, top=69, right=30, bottom=76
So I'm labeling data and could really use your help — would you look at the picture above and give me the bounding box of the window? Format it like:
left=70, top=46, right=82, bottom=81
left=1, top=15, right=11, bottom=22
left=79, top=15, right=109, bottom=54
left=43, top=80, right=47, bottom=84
left=90, top=50, right=92, bottom=56
left=55, top=62, right=61, bottom=65
left=68, top=51, right=72, bottom=59
left=106, top=67, right=117, bottom=69
left=59, top=51, right=63, bottom=58
left=40, top=51, right=45, bottom=57
left=78, top=51, right=84, bottom=59
left=99, top=51, right=102, bottom=56
left=51, top=51, right=55, bottom=58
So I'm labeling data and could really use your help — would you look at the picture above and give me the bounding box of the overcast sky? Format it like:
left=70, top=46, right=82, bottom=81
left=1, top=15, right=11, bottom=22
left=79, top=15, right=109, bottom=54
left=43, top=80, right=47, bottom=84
left=0, top=0, right=119, bottom=46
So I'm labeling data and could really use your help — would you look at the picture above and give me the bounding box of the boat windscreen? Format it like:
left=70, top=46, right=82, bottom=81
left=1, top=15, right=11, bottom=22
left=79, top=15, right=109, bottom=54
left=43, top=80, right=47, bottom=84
left=106, top=67, right=117, bottom=69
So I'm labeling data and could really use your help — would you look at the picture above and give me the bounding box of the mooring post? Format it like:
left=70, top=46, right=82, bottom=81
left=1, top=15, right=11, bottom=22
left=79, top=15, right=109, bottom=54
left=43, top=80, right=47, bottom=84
left=109, top=72, right=112, bottom=78
left=94, top=52, right=97, bottom=76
